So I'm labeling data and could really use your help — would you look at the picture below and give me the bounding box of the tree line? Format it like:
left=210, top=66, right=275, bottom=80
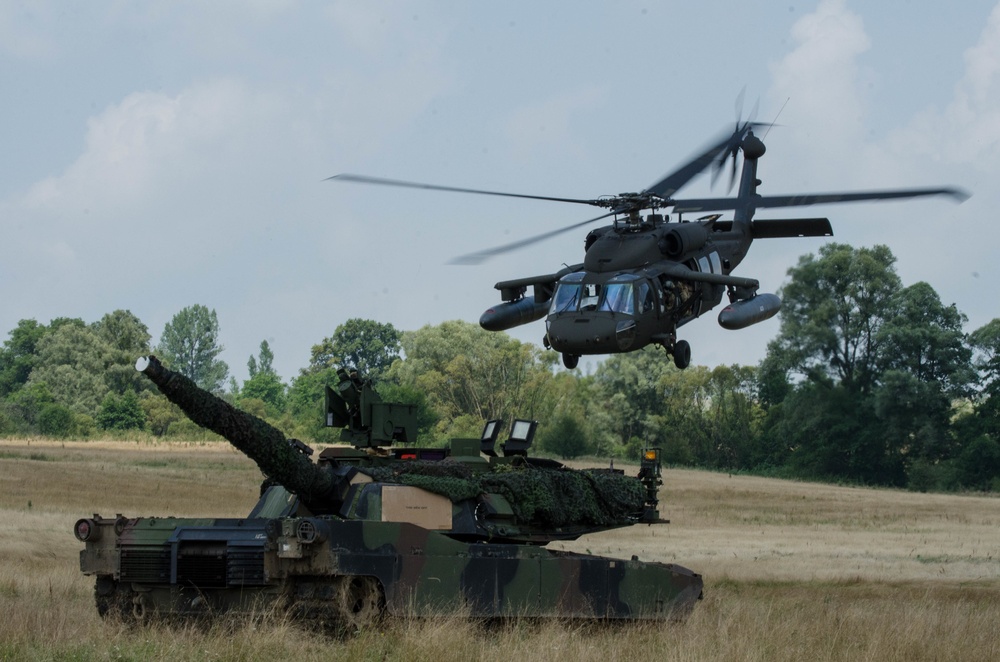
left=1, top=243, right=998, bottom=492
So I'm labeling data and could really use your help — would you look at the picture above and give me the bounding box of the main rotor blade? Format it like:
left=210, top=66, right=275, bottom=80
left=329, top=174, right=603, bottom=207
left=670, top=187, right=969, bottom=213
left=751, top=188, right=970, bottom=207
left=449, top=211, right=617, bottom=265
left=643, top=123, right=768, bottom=199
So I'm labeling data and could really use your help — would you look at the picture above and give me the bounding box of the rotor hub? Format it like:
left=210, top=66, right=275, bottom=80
left=742, top=133, right=766, bottom=160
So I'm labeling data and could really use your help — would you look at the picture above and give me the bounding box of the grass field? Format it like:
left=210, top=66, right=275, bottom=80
left=0, top=438, right=997, bottom=661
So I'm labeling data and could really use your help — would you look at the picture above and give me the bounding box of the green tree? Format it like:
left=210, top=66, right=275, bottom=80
left=970, top=319, right=1000, bottom=391
left=759, top=245, right=979, bottom=486
left=92, top=310, right=153, bottom=396
left=28, top=324, right=112, bottom=416
left=96, top=391, right=146, bottom=431
left=594, top=347, right=679, bottom=448
left=534, top=371, right=615, bottom=457
left=6, top=381, right=56, bottom=429
left=700, top=365, right=765, bottom=470
left=969, top=318, right=1000, bottom=438
left=140, top=393, right=183, bottom=436
left=306, top=319, right=402, bottom=381
left=538, top=412, right=591, bottom=459
left=286, top=369, right=341, bottom=443
left=591, top=351, right=765, bottom=468
left=877, top=282, right=973, bottom=397
left=871, top=283, right=973, bottom=469
left=772, top=383, right=900, bottom=484
left=0, top=319, right=47, bottom=398
left=241, top=340, right=286, bottom=412
left=771, top=243, right=901, bottom=392
left=156, top=305, right=229, bottom=392
left=390, top=320, right=554, bottom=443
left=954, top=435, right=1000, bottom=490
left=874, top=370, right=952, bottom=464
left=93, top=309, right=152, bottom=355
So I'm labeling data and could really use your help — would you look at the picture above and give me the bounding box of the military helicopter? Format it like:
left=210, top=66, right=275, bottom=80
left=332, top=123, right=967, bottom=369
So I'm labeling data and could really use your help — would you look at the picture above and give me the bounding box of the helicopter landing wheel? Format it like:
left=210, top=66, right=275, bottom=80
left=672, top=340, right=691, bottom=370
left=562, top=353, right=580, bottom=369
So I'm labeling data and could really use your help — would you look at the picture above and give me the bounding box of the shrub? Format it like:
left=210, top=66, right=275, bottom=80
left=538, top=413, right=591, bottom=459
left=37, top=403, right=75, bottom=438
left=96, top=391, right=146, bottom=431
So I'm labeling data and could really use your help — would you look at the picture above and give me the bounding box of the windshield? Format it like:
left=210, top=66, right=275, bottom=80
left=598, top=283, right=635, bottom=314
left=550, top=283, right=581, bottom=313
left=579, top=283, right=600, bottom=310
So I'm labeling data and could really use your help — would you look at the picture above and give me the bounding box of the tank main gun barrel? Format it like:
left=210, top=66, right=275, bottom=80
left=135, top=355, right=336, bottom=505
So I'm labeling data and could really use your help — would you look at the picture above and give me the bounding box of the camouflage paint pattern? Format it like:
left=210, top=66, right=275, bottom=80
left=76, top=357, right=704, bottom=627
left=78, top=507, right=701, bottom=622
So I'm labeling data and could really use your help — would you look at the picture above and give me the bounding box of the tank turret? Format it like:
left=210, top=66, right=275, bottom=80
left=136, top=354, right=655, bottom=539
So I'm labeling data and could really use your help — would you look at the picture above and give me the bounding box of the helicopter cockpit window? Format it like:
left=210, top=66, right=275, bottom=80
left=598, top=283, right=635, bottom=314
left=638, top=281, right=654, bottom=313
left=550, top=282, right=581, bottom=313
left=580, top=283, right=601, bottom=311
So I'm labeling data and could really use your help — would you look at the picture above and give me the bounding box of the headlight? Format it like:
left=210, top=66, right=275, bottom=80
left=296, top=518, right=327, bottom=544
left=74, top=518, right=100, bottom=542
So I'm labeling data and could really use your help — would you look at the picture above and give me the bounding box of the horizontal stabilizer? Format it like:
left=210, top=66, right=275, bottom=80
left=713, top=218, right=833, bottom=238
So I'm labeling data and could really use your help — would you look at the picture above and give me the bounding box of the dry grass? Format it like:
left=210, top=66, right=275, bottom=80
left=1, top=439, right=998, bottom=661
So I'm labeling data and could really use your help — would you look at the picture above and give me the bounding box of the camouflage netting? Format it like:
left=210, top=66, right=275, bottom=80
left=361, top=460, right=646, bottom=528
left=138, top=356, right=645, bottom=528
left=139, top=356, right=335, bottom=504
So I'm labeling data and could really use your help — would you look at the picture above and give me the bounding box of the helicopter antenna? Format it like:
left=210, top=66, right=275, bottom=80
left=763, top=98, right=789, bottom=140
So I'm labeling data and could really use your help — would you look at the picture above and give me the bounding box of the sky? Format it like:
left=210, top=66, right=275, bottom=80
left=1, top=0, right=997, bottom=383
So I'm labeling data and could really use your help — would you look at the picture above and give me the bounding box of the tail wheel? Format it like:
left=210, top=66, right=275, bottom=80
left=333, top=576, right=383, bottom=631
left=673, top=340, right=691, bottom=370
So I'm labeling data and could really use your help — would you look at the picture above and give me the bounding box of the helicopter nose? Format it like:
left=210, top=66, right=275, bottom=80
left=546, top=316, right=622, bottom=354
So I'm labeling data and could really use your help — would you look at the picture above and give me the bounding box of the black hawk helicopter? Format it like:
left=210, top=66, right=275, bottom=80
left=332, top=123, right=967, bottom=369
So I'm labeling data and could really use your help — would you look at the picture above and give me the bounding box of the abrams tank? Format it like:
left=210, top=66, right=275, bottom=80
left=75, top=355, right=702, bottom=630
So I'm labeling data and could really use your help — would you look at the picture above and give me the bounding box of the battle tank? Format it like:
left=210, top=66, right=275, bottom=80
left=75, top=355, right=702, bottom=630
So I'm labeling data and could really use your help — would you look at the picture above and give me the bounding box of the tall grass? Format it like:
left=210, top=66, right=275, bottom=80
left=0, top=439, right=997, bottom=661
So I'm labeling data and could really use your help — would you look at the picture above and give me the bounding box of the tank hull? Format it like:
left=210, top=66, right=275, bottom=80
left=79, top=514, right=702, bottom=626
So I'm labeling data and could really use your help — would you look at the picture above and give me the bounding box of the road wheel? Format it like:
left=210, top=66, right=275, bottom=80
left=333, top=576, right=383, bottom=632
left=94, top=577, right=135, bottom=622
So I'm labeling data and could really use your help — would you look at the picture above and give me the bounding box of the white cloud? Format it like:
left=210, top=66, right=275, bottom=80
left=893, top=4, right=1000, bottom=167
left=18, top=80, right=288, bottom=225
left=768, top=0, right=871, bottom=151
